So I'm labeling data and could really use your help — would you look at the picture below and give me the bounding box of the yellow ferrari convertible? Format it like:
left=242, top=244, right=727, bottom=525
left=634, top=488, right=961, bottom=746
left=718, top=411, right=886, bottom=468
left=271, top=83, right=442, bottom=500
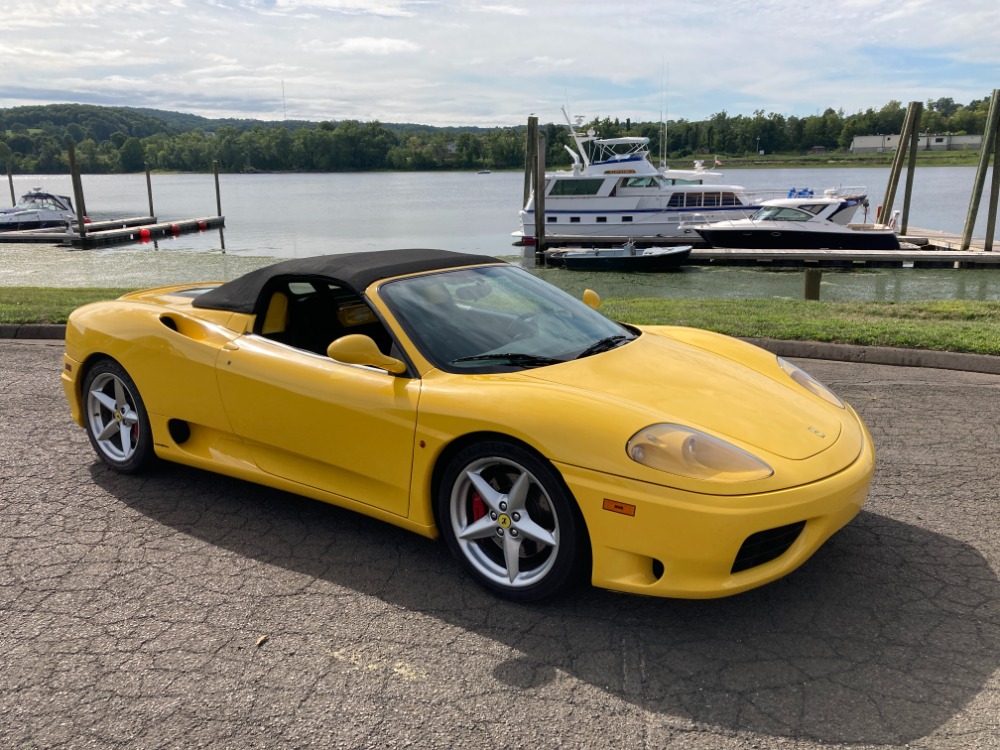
left=62, top=248, right=875, bottom=601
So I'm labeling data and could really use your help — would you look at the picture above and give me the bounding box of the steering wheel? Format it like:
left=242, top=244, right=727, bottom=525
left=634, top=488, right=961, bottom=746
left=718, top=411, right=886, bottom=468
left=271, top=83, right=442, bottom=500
left=504, top=312, right=540, bottom=341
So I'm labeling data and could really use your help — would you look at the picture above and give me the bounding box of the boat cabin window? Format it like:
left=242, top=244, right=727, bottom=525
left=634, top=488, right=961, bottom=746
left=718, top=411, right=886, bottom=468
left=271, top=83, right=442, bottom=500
left=720, top=192, right=743, bottom=206
left=663, top=178, right=704, bottom=186
left=16, top=193, right=70, bottom=211
left=619, top=176, right=661, bottom=188
left=549, top=179, right=605, bottom=197
left=752, top=206, right=815, bottom=222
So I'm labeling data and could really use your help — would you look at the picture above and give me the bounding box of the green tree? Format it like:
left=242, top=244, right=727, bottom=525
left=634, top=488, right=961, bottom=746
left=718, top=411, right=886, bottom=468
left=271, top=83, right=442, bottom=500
left=118, top=137, right=146, bottom=171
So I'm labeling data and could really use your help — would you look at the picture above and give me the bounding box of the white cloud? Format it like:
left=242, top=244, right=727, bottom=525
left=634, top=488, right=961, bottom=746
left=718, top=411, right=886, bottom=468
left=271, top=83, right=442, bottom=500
left=0, top=0, right=996, bottom=126
left=334, top=37, right=421, bottom=54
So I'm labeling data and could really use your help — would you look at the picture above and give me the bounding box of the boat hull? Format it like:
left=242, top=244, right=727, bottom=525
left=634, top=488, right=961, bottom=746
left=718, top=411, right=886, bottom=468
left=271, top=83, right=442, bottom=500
left=521, top=206, right=754, bottom=241
left=695, top=228, right=901, bottom=251
left=556, top=246, right=692, bottom=271
left=0, top=217, right=70, bottom=232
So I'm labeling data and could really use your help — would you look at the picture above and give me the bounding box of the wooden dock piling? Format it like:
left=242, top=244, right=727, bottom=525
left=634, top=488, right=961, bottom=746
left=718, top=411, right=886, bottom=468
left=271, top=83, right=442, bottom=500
left=963, top=88, right=1000, bottom=252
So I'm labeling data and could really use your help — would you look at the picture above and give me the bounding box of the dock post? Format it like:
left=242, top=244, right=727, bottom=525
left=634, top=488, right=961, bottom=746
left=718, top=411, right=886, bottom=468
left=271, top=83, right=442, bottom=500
left=6, top=162, right=13, bottom=206
left=899, top=102, right=922, bottom=234
left=66, top=140, right=88, bottom=237
left=212, top=160, right=222, bottom=217
left=144, top=162, right=155, bottom=218
left=880, top=101, right=920, bottom=226
left=804, top=269, right=822, bottom=301
left=962, top=88, right=1000, bottom=251
left=533, top=134, right=546, bottom=262
left=524, top=116, right=538, bottom=210
left=985, top=119, right=1000, bottom=251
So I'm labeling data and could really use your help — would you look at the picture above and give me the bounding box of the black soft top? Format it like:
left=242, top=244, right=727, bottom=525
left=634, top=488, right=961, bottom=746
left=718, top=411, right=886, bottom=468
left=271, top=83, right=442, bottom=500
left=193, top=248, right=501, bottom=314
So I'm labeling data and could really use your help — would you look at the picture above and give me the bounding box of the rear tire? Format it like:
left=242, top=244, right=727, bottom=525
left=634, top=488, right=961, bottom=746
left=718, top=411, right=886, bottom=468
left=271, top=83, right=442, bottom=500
left=82, top=359, right=155, bottom=474
left=438, top=441, right=585, bottom=601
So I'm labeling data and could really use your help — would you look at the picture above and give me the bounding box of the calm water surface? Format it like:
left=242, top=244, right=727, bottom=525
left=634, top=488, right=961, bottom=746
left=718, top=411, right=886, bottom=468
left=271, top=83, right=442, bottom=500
left=1, top=168, right=998, bottom=300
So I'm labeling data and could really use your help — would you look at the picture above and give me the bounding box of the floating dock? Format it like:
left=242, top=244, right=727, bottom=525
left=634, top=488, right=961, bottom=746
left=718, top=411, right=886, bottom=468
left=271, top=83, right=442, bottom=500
left=0, top=215, right=225, bottom=248
left=530, top=228, right=997, bottom=269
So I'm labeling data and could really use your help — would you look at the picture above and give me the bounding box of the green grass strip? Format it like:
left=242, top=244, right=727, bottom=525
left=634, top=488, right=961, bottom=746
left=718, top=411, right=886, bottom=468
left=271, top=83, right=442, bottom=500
left=0, top=288, right=134, bottom=325
left=601, top=297, right=1000, bottom=356
left=2, top=288, right=999, bottom=357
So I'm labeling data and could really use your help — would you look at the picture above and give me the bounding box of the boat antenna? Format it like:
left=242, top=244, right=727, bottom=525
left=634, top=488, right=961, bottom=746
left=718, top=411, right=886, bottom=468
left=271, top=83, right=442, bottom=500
left=562, top=106, right=593, bottom=169
left=659, top=62, right=669, bottom=170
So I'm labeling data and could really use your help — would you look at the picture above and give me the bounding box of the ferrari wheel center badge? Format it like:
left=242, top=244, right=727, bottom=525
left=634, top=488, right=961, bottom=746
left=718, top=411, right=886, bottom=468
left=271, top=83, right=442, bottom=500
left=497, top=514, right=512, bottom=529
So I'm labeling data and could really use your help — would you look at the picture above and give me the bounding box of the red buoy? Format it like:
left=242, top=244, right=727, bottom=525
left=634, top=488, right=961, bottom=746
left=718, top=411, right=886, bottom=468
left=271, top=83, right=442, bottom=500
left=139, top=227, right=151, bottom=242
left=198, top=220, right=207, bottom=231
left=170, top=224, right=181, bottom=235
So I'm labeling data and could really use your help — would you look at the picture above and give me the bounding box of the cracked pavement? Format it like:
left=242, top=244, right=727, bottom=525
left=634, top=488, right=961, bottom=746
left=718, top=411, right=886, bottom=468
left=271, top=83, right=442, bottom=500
left=2, top=339, right=998, bottom=749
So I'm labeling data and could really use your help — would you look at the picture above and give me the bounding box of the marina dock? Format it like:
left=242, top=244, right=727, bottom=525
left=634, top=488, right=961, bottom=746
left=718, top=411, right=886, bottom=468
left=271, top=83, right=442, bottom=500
left=0, top=215, right=225, bottom=248
left=530, top=229, right=997, bottom=268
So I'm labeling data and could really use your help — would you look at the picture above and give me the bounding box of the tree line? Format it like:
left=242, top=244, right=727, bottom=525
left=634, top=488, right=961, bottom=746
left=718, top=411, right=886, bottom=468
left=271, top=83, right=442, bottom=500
left=0, top=97, right=992, bottom=175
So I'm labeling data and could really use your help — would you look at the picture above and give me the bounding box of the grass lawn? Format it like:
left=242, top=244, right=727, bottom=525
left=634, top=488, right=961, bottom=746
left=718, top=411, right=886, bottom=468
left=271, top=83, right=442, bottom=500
left=2, top=287, right=999, bottom=357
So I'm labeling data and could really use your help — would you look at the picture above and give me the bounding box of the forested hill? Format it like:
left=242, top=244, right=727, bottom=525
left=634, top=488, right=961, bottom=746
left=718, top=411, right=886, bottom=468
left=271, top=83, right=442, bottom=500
left=0, top=96, right=991, bottom=175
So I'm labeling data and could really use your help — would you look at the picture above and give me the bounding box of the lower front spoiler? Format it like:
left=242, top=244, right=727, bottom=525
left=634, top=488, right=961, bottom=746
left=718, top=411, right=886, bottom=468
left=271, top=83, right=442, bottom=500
left=556, top=436, right=875, bottom=598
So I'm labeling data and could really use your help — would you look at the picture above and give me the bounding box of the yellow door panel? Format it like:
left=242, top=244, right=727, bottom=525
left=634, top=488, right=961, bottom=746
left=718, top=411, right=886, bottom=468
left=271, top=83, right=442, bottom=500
left=216, top=335, right=420, bottom=516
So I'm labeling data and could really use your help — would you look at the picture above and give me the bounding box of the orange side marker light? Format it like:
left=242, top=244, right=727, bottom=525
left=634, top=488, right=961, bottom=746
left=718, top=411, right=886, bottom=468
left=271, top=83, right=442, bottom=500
left=602, top=498, right=636, bottom=516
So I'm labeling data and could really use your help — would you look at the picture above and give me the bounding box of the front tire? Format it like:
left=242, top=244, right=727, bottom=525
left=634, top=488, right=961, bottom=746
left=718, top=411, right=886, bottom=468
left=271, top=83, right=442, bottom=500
left=438, top=441, right=585, bottom=601
left=82, top=359, right=154, bottom=474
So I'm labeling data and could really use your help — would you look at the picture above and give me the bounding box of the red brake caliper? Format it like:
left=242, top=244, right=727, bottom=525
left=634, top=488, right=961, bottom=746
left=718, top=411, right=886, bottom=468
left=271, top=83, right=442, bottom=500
left=471, top=491, right=487, bottom=522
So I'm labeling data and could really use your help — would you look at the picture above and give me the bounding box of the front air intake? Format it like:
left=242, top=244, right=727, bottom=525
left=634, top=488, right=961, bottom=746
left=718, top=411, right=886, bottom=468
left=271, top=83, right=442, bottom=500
left=731, top=521, right=806, bottom=573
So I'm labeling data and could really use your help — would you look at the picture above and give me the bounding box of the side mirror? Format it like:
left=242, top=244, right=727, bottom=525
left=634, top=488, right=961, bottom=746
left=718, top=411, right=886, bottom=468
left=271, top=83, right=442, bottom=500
left=327, top=334, right=407, bottom=374
left=582, top=288, right=602, bottom=310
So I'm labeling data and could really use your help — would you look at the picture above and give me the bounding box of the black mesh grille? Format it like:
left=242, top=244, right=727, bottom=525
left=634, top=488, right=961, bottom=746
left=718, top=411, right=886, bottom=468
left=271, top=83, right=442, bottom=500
left=731, top=521, right=806, bottom=573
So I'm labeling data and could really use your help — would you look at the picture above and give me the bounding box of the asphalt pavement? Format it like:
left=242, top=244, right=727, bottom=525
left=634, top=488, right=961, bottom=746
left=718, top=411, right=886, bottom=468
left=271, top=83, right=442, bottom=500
left=2, top=339, right=998, bottom=749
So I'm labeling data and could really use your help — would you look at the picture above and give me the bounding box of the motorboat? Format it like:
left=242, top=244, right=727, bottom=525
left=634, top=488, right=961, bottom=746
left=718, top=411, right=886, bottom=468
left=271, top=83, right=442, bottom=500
left=690, top=190, right=900, bottom=250
left=518, top=109, right=795, bottom=243
left=547, top=240, right=693, bottom=271
left=0, top=189, right=79, bottom=231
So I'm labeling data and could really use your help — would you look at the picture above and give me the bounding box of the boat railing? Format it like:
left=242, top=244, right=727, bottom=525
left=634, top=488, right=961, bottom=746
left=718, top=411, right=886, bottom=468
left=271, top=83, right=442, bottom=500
left=743, top=185, right=869, bottom=204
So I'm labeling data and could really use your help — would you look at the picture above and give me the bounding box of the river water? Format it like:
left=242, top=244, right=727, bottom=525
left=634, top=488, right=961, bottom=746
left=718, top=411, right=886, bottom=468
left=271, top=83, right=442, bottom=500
left=1, top=168, right=998, bottom=301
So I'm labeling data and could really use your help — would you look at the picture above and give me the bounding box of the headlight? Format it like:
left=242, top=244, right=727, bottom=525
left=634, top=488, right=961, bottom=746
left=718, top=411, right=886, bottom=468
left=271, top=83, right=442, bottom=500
left=778, top=357, right=845, bottom=408
left=627, top=424, right=773, bottom=482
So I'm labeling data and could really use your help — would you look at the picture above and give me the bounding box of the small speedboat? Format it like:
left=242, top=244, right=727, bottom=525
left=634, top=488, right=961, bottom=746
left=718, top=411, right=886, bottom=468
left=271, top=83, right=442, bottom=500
left=549, top=240, right=692, bottom=271
left=690, top=189, right=901, bottom=250
left=0, top=189, right=79, bottom=231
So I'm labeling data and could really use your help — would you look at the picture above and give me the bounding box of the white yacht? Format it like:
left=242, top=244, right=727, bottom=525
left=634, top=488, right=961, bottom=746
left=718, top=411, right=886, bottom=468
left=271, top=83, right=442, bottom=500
left=518, top=110, right=788, bottom=243
left=691, top=190, right=900, bottom=250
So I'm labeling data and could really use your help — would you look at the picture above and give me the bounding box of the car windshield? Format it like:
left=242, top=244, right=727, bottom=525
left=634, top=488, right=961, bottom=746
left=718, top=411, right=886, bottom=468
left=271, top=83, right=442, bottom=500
left=379, top=264, right=635, bottom=372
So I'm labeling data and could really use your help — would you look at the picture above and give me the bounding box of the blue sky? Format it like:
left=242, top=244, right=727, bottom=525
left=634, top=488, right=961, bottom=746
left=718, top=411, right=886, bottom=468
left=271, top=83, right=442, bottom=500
left=2, top=0, right=996, bottom=126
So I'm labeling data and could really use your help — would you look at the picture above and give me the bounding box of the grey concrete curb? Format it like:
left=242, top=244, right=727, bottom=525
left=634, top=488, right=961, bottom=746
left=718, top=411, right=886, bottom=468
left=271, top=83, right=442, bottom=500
left=3, top=324, right=999, bottom=375
left=746, top=338, right=1000, bottom=375
left=0, top=323, right=67, bottom=340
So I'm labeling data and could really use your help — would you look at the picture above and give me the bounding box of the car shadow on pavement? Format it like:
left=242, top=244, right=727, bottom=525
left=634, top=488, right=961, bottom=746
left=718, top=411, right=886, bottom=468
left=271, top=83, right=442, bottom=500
left=93, top=461, right=1000, bottom=747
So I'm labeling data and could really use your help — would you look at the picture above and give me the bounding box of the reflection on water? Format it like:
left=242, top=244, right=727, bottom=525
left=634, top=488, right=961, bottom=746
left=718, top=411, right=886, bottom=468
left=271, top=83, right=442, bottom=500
left=1, top=170, right=997, bottom=300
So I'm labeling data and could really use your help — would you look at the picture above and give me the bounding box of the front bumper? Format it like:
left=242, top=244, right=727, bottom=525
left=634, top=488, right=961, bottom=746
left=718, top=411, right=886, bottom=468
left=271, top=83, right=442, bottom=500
left=61, top=353, right=85, bottom=427
left=556, top=425, right=875, bottom=598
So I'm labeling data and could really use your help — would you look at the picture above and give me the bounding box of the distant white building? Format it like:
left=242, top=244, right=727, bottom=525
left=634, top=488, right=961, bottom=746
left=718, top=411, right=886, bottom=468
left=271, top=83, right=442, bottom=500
left=850, top=134, right=982, bottom=154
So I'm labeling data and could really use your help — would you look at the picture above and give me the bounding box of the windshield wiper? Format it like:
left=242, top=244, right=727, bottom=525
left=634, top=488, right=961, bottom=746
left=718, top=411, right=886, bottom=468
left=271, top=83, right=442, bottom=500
left=576, top=334, right=631, bottom=359
left=450, top=352, right=566, bottom=367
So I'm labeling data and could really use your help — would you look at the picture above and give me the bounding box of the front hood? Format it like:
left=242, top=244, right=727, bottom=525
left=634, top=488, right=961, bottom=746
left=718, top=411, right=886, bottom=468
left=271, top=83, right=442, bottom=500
left=525, top=331, right=842, bottom=461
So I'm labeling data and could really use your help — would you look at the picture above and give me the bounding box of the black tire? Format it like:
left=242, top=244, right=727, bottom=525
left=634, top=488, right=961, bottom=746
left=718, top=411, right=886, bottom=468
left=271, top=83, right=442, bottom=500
left=81, top=359, right=155, bottom=474
left=437, top=440, right=585, bottom=601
